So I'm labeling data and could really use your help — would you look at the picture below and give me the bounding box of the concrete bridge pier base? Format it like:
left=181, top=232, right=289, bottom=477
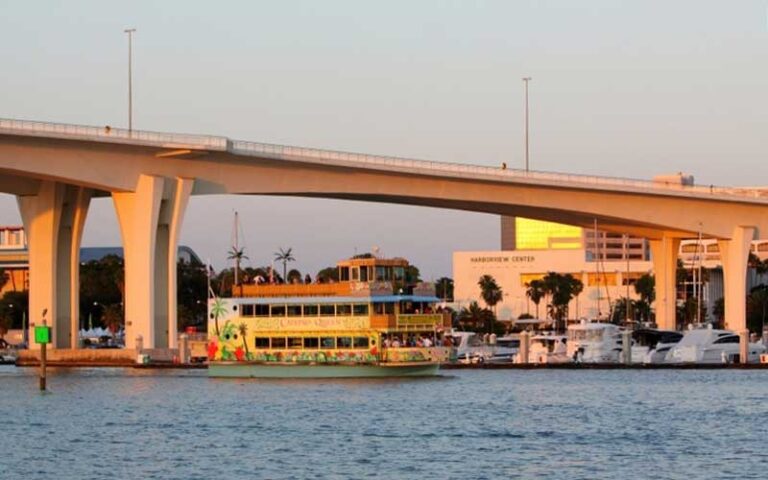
left=649, top=236, right=681, bottom=331
left=17, top=182, right=91, bottom=349
left=719, top=226, right=756, bottom=363
left=113, top=175, right=192, bottom=350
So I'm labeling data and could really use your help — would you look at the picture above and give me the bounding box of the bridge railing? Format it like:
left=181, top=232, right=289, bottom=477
left=231, top=139, right=755, bottom=198
left=0, top=118, right=228, bottom=150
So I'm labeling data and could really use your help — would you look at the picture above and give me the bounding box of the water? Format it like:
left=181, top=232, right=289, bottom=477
left=1, top=366, right=767, bottom=480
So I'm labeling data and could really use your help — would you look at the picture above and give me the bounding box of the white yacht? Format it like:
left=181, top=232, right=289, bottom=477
left=665, top=326, right=766, bottom=364
left=449, top=331, right=518, bottom=364
left=525, top=333, right=569, bottom=364
left=630, top=329, right=683, bottom=364
left=566, top=321, right=623, bottom=363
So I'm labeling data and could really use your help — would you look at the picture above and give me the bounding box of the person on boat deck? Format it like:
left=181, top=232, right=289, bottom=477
left=391, top=337, right=401, bottom=348
left=422, top=336, right=433, bottom=348
left=383, top=336, right=391, bottom=348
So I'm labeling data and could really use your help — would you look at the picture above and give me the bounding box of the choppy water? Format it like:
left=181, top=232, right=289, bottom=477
left=2, top=366, right=768, bottom=479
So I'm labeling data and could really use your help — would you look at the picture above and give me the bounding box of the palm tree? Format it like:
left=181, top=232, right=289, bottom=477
left=227, top=246, right=249, bottom=286
left=274, top=247, right=295, bottom=282
left=478, top=275, right=503, bottom=333
left=457, top=301, right=494, bottom=333
left=525, top=279, right=546, bottom=319
left=210, top=297, right=228, bottom=337
left=238, top=322, right=249, bottom=356
left=101, top=304, right=124, bottom=337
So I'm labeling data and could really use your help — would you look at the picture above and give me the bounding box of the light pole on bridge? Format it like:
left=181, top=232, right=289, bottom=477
left=124, top=28, right=136, bottom=133
left=522, top=76, right=532, bottom=172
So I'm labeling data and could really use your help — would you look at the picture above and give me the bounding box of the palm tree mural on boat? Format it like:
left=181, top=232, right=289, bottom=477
left=274, top=247, right=295, bottom=282
left=238, top=322, right=250, bottom=360
left=210, top=297, right=228, bottom=337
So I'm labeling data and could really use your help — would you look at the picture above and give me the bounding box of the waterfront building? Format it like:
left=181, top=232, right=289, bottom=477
left=0, top=225, right=202, bottom=296
left=454, top=218, right=768, bottom=324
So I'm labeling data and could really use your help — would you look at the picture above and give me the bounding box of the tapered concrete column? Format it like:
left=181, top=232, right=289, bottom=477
left=718, top=226, right=756, bottom=333
left=649, top=236, right=681, bottom=331
left=114, top=175, right=193, bottom=349
left=17, top=182, right=91, bottom=349
left=158, top=177, right=193, bottom=349
left=61, top=187, right=92, bottom=348
left=114, top=175, right=164, bottom=349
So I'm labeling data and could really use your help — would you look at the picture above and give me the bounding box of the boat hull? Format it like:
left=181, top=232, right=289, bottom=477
left=208, top=362, right=441, bottom=378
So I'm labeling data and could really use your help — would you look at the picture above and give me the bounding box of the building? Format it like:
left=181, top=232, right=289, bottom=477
left=456, top=217, right=652, bottom=321
left=0, top=225, right=202, bottom=296
left=456, top=217, right=768, bottom=324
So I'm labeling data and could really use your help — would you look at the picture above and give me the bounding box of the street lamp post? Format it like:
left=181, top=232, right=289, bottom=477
left=522, top=77, right=532, bottom=172
left=124, top=28, right=136, bottom=133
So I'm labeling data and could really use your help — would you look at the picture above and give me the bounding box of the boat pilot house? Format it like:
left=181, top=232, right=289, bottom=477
left=208, top=256, right=451, bottom=377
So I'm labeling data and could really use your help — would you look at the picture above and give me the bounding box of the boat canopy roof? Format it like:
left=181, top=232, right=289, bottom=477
left=230, top=295, right=441, bottom=305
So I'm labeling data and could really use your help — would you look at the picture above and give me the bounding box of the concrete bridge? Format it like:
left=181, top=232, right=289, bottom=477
left=1, top=118, right=767, bottom=353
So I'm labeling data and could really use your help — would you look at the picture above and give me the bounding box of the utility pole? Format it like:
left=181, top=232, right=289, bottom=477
left=522, top=77, right=532, bottom=172
left=124, top=28, right=136, bottom=133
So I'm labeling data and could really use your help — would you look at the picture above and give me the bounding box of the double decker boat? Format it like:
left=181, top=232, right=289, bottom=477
left=207, top=256, right=451, bottom=378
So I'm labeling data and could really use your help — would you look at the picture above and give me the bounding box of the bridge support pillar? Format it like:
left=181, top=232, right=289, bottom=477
left=17, top=182, right=91, bottom=349
left=114, top=175, right=193, bottom=349
left=718, top=226, right=755, bottom=333
left=649, top=236, right=681, bottom=331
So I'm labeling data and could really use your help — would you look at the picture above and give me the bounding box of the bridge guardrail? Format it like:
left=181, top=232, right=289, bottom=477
left=230, top=139, right=759, bottom=198
left=0, top=118, right=228, bottom=150
left=1, top=117, right=763, bottom=200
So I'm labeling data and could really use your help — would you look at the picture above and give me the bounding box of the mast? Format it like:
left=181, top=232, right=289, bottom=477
left=625, top=233, right=631, bottom=326
left=233, top=211, right=240, bottom=287
left=696, top=224, right=703, bottom=324
left=594, top=219, right=600, bottom=319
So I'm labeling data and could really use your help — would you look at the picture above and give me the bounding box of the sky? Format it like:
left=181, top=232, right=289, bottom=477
left=0, top=0, right=766, bottom=279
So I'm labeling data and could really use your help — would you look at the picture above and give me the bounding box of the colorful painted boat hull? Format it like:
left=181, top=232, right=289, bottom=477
left=208, top=362, right=440, bottom=378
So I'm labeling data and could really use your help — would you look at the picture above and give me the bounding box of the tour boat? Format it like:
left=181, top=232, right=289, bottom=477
left=630, top=328, right=683, bottom=364
left=664, top=325, right=766, bottom=364
left=207, top=256, right=451, bottom=378
left=566, top=321, right=623, bottom=363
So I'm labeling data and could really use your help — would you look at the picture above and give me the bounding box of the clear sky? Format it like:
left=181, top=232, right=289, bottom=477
left=0, top=0, right=766, bottom=279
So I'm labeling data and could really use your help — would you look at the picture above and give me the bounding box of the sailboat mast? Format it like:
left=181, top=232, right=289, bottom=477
left=233, top=211, right=240, bottom=287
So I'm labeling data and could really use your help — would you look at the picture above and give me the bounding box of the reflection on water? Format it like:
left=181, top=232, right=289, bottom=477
left=2, top=366, right=768, bottom=479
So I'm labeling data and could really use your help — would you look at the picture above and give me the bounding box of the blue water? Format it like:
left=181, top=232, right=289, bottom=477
left=1, top=366, right=767, bottom=479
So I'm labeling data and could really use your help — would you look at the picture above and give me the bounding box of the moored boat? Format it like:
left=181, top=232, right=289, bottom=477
left=207, top=255, right=451, bottom=377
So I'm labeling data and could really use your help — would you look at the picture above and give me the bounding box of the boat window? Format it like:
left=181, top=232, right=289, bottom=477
left=714, top=335, right=740, bottom=344
left=375, top=266, right=388, bottom=281
left=287, top=305, right=302, bottom=317
left=320, top=305, right=335, bottom=316
left=270, top=305, right=286, bottom=317
left=321, top=337, right=335, bottom=349
left=339, top=267, right=350, bottom=281
left=303, top=304, right=318, bottom=316
left=288, top=337, right=303, bottom=348
left=336, top=304, right=352, bottom=316
left=374, top=303, right=386, bottom=314
left=254, top=337, right=270, bottom=349
left=360, top=267, right=368, bottom=282
left=351, top=267, right=359, bottom=281
left=353, top=304, right=369, bottom=316
left=337, top=337, right=352, bottom=349
left=241, top=304, right=255, bottom=317
left=353, top=337, right=369, bottom=348
left=254, top=305, right=270, bottom=317
left=394, top=267, right=405, bottom=282
left=303, top=337, right=319, bottom=349
left=271, top=337, right=286, bottom=348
